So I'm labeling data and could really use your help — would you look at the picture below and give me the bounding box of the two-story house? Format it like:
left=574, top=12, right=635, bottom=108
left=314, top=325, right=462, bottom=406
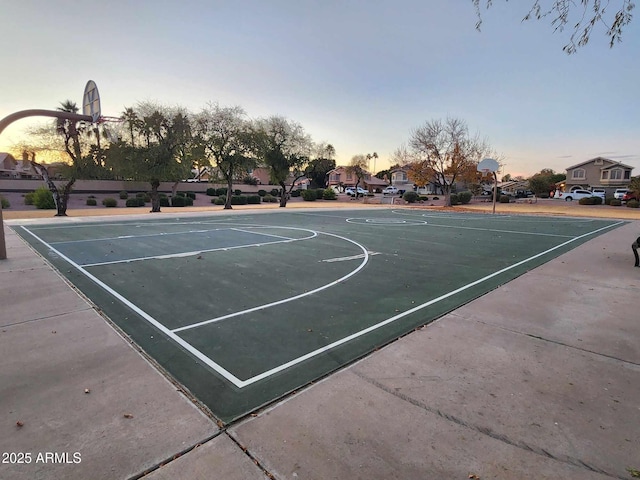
left=327, top=166, right=387, bottom=192
left=562, top=157, right=633, bottom=195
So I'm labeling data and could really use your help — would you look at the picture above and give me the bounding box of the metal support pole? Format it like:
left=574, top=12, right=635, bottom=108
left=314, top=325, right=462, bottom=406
left=0, top=202, right=6, bottom=260
left=0, top=109, right=92, bottom=259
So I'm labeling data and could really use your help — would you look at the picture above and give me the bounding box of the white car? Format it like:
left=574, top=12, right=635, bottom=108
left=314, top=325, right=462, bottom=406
left=345, top=187, right=367, bottom=197
left=558, top=189, right=604, bottom=201
left=614, top=189, right=630, bottom=200
left=382, top=186, right=399, bottom=195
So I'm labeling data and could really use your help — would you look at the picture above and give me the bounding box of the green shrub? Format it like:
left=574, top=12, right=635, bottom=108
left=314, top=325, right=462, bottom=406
left=0, top=195, right=10, bottom=209
left=160, top=197, right=170, bottom=207
left=432, top=196, right=439, bottom=200
left=33, top=186, right=56, bottom=209
left=290, top=189, right=301, bottom=197
left=171, top=196, right=186, bottom=207
left=262, top=194, right=278, bottom=203
left=610, top=198, right=622, bottom=206
left=627, top=199, right=639, bottom=208
left=258, top=189, right=267, bottom=197
left=230, top=195, right=248, bottom=205
left=449, top=193, right=460, bottom=205
left=604, top=196, right=615, bottom=205
left=322, top=188, right=337, bottom=200
left=418, top=195, right=429, bottom=202
left=457, top=191, right=473, bottom=204
left=579, top=197, right=596, bottom=205
left=499, top=195, right=510, bottom=203
left=403, top=191, right=419, bottom=203
left=247, top=195, right=261, bottom=204
left=234, top=189, right=242, bottom=196
left=216, top=187, right=227, bottom=196
left=86, top=198, right=97, bottom=206
left=24, top=192, right=34, bottom=205
left=175, top=192, right=186, bottom=197
left=316, top=188, right=326, bottom=199
left=119, top=191, right=128, bottom=199
left=126, top=197, right=145, bottom=207
left=206, top=187, right=217, bottom=196
left=270, top=188, right=280, bottom=197
left=185, top=192, right=196, bottom=199
left=301, top=190, right=317, bottom=201
left=592, top=196, right=603, bottom=205
left=135, top=192, right=151, bottom=202
left=242, top=175, right=258, bottom=185
left=102, top=197, right=118, bottom=208
left=213, top=197, right=225, bottom=205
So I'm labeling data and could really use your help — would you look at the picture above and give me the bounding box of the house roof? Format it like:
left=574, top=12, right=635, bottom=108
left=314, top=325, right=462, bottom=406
left=565, top=157, right=634, bottom=171
left=363, top=177, right=388, bottom=186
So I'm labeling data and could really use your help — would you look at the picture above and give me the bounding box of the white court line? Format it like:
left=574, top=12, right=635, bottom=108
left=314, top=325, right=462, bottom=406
left=390, top=211, right=574, bottom=238
left=226, top=220, right=623, bottom=386
left=21, top=220, right=623, bottom=389
left=49, top=228, right=225, bottom=245
left=172, top=231, right=370, bottom=333
left=81, top=229, right=313, bottom=267
left=229, top=227, right=294, bottom=241
left=21, top=226, right=248, bottom=388
left=321, top=252, right=381, bottom=263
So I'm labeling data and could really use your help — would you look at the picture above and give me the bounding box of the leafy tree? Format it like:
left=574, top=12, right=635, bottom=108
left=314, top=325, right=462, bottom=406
left=193, top=104, right=256, bottom=209
left=407, top=117, right=491, bottom=206
left=254, top=116, right=312, bottom=207
left=528, top=168, right=566, bottom=195
left=107, top=103, right=193, bottom=212
left=473, top=0, right=635, bottom=54
left=628, top=175, right=640, bottom=195
left=305, top=143, right=336, bottom=188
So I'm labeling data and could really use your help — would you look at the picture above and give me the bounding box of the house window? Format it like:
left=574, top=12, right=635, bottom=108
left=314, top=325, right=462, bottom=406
left=610, top=169, right=623, bottom=180
left=601, top=171, right=609, bottom=180
left=346, top=173, right=353, bottom=181
left=393, top=171, right=407, bottom=182
left=624, top=170, right=631, bottom=180
left=571, top=169, right=586, bottom=180
left=594, top=158, right=603, bottom=165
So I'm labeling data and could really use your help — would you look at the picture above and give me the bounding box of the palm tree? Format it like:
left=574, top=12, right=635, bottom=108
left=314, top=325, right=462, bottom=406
left=56, top=100, right=83, bottom=166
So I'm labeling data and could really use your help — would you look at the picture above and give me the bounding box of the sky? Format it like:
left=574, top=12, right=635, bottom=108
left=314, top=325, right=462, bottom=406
left=0, top=0, right=638, bottom=178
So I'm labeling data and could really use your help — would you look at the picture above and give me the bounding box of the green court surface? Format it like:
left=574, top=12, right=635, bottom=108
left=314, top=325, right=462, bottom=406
left=13, top=209, right=625, bottom=423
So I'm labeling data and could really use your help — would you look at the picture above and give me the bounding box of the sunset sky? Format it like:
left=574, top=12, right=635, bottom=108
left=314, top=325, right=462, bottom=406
left=1, top=1, right=638, bottom=178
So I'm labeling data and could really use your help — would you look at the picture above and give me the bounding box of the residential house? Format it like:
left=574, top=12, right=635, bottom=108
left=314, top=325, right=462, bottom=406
left=560, top=157, right=633, bottom=195
left=327, top=166, right=388, bottom=192
left=0, top=153, right=40, bottom=179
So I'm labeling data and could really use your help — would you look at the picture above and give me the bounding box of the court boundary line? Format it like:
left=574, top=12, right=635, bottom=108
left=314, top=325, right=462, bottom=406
left=19, top=219, right=623, bottom=389
left=80, top=227, right=315, bottom=267
left=20, top=225, right=369, bottom=388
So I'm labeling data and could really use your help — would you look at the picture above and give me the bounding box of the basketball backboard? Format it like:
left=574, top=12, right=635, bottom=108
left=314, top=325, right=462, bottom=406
left=477, top=158, right=499, bottom=174
left=82, top=80, right=101, bottom=123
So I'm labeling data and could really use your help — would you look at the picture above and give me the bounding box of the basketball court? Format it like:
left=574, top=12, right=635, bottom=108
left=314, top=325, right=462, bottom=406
left=12, top=208, right=625, bottom=423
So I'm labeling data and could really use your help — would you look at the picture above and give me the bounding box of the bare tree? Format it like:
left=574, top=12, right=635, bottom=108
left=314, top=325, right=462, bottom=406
left=408, top=117, right=491, bottom=206
left=473, top=0, right=635, bottom=53
left=345, top=155, right=369, bottom=197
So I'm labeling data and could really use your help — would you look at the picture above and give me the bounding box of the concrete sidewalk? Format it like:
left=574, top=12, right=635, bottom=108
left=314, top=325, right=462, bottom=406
left=1, top=213, right=639, bottom=480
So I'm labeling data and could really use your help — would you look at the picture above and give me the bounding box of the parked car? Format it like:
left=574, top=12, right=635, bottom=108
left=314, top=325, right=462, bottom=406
left=622, top=191, right=639, bottom=202
left=558, top=189, right=603, bottom=201
left=514, top=189, right=534, bottom=198
left=591, top=188, right=606, bottom=198
left=614, top=189, right=631, bottom=200
left=382, top=186, right=399, bottom=195
left=345, top=187, right=367, bottom=197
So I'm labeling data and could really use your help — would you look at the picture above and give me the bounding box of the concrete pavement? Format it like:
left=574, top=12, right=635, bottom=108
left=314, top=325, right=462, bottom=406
left=1, top=207, right=638, bottom=480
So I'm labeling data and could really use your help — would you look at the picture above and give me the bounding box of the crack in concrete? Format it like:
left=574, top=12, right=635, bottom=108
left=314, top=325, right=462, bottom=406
left=354, top=370, right=626, bottom=479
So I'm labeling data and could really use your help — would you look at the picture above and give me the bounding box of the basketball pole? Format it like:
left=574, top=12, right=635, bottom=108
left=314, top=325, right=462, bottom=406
left=492, top=171, right=497, bottom=215
left=0, top=202, right=6, bottom=260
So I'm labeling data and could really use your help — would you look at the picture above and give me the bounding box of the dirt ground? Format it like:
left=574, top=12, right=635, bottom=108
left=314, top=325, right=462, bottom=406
left=1, top=190, right=639, bottom=220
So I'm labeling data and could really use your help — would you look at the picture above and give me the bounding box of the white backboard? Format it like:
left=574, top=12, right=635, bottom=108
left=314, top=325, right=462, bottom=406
left=82, top=80, right=101, bottom=123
